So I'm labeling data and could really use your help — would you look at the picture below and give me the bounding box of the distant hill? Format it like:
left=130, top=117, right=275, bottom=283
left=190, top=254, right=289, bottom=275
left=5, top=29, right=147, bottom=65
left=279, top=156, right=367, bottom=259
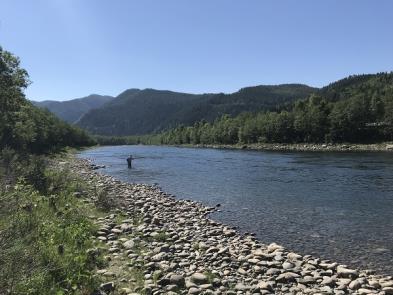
left=77, top=84, right=316, bottom=135
left=32, top=94, right=114, bottom=123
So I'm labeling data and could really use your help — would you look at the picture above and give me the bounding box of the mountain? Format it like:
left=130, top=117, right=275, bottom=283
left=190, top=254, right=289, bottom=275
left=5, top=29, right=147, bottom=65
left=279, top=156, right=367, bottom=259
left=156, top=72, right=393, bottom=145
left=77, top=89, right=209, bottom=135
left=318, top=73, right=393, bottom=102
left=32, top=94, right=114, bottom=123
left=77, top=84, right=317, bottom=136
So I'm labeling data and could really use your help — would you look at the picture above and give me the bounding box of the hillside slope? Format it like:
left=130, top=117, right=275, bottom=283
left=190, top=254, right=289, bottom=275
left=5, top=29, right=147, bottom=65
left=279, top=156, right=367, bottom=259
left=33, top=94, right=114, bottom=123
left=156, top=72, right=393, bottom=145
left=77, top=84, right=316, bottom=135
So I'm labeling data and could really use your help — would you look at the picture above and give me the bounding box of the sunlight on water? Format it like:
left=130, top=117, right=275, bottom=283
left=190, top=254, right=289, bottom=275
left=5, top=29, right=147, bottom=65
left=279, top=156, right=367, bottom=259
left=79, top=145, right=393, bottom=274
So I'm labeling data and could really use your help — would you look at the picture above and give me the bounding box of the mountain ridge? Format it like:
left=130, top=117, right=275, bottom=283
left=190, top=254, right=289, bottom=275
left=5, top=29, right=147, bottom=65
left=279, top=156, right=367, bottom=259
left=32, top=73, right=392, bottom=137
left=76, top=84, right=316, bottom=135
left=32, top=94, right=114, bottom=123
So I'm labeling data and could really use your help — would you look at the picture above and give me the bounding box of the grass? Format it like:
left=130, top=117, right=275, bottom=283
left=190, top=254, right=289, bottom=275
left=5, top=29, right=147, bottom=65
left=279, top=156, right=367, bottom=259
left=203, top=270, right=218, bottom=284
left=150, top=231, right=169, bottom=243
left=0, top=152, right=105, bottom=294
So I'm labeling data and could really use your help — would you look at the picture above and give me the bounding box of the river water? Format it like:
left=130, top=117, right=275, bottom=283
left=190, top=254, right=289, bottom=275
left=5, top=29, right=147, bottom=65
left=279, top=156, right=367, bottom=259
left=79, top=145, right=393, bottom=275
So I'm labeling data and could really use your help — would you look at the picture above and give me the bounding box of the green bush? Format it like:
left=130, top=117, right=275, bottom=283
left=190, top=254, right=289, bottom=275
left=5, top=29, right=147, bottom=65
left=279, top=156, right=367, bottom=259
left=0, top=166, right=102, bottom=294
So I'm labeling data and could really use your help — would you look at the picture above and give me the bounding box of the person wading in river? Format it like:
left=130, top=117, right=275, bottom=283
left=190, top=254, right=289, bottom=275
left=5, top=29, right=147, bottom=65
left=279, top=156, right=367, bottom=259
left=126, top=155, right=133, bottom=168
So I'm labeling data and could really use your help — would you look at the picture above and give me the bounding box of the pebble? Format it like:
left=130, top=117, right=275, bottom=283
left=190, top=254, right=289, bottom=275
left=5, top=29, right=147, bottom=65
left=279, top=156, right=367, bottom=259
left=69, top=158, right=393, bottom=295
left=336, top=266, right=358, bottom=278
left=190, top=273, right=208, bottom=285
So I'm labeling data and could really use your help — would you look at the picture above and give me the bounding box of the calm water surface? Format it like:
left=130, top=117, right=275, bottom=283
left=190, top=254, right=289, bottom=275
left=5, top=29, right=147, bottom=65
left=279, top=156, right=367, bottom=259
left=79, top=146, right=393, bottom=274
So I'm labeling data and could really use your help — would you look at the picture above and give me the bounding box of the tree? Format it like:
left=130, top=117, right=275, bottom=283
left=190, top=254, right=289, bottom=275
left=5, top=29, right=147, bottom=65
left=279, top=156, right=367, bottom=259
left=0, top=47, right=31, bottom=148
left=0, top=46, right=95, bottom=153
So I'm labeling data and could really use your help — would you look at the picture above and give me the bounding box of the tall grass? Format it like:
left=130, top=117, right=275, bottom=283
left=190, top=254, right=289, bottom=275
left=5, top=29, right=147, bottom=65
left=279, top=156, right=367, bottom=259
left=0, top=150, right=103, bottom=294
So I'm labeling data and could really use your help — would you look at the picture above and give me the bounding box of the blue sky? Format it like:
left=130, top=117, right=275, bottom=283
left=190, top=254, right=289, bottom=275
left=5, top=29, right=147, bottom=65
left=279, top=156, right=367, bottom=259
left=1, top=0, right=392, bottom=101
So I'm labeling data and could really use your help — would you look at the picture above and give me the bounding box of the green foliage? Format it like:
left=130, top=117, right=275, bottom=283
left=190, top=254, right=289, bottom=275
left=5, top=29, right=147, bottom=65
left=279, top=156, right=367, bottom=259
left=0, top=46, right=96, bottom=154
left=94, top=134, right=161, bottom=146
left=23, top=155, right=48, bottom=193
left=0, top=47, right=102, bottom=294
left=151, top=231, right=169, bottom=242
left=94, top=188, right=114, bottom=212
left=0, top=154, right=102, bottom=295
left=203, top=271, right=218, bottom=284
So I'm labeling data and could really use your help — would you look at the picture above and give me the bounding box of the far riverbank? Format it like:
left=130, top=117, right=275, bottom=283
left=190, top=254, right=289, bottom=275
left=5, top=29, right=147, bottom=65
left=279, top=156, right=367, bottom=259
left=94, top=136, right=393, bottom=153
left=175, top=142, right=393, bottom=153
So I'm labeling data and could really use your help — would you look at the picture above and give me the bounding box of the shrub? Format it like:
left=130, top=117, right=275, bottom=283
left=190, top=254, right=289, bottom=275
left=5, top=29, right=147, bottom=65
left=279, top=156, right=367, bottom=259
left=0, top=170, right=102, bottom=294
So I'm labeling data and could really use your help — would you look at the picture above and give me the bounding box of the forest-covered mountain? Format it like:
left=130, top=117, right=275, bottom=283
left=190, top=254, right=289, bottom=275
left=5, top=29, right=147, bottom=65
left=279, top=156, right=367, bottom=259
left=155, top=73, right=393, bottom=145
left=77, top=84, right=316, bottom=135
left=29, top=69, right=393, bottom=144
left=32, top=94, right=114, bottom=123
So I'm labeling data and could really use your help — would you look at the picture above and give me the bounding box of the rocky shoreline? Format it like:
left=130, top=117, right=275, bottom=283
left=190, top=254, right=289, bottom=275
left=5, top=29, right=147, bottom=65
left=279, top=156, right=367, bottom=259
left=71, top=157, right=393, bottom=295
left=178, top=142, right=393, bottom=153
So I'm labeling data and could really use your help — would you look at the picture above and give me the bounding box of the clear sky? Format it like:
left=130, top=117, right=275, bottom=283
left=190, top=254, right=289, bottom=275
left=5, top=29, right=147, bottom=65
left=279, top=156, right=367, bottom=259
left=1, top=0, right=393, bottom=101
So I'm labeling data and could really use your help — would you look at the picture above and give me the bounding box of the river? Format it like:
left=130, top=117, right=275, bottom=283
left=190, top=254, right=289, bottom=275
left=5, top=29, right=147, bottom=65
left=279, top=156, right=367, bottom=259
left=79, top=145, right=393, bottom=275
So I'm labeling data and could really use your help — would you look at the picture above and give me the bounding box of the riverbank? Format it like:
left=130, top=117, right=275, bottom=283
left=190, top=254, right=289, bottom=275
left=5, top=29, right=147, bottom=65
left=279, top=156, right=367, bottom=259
left=178, top=142, right=393, bottom=153
left=68, top=155, right=393, bottom=295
